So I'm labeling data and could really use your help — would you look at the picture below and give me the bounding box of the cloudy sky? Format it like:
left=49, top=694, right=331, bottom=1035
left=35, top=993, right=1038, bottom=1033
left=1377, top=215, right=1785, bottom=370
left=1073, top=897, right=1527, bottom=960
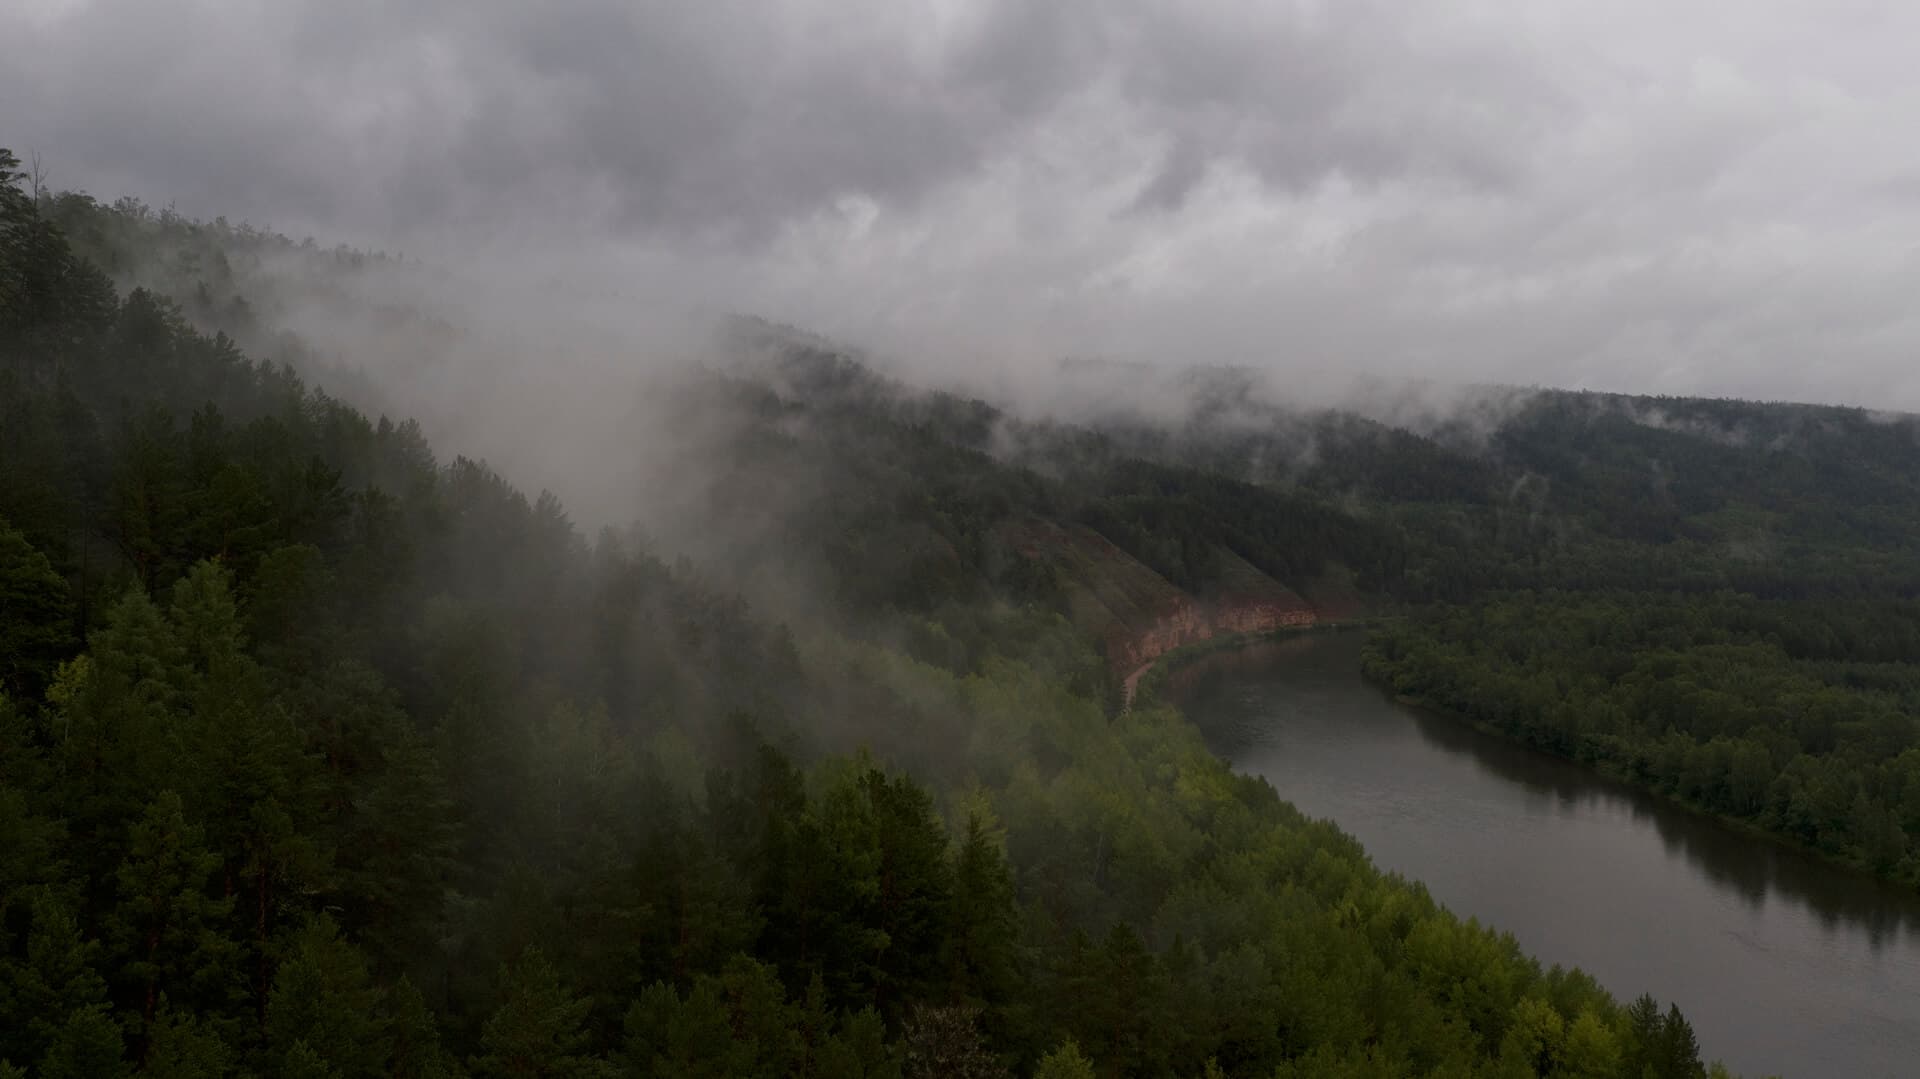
left=8, top=0, right=1920, bottom=408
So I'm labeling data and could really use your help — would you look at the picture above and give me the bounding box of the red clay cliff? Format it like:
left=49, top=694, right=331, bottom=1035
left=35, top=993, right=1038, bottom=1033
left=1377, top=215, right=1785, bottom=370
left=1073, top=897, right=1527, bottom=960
left=1112, top=591, right=1317, bottom=702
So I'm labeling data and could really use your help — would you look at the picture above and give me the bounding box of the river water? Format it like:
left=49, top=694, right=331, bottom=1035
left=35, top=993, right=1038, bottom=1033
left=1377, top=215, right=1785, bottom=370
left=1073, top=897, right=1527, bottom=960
left=1168, top=633, right=1920, bottom=1079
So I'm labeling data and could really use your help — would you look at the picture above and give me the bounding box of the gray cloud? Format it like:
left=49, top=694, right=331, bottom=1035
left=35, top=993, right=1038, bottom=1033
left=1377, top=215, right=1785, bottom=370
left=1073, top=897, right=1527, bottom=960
left=1, top=0, right=1553, bottom=236
left=9, top=0, right=1920, bottom=410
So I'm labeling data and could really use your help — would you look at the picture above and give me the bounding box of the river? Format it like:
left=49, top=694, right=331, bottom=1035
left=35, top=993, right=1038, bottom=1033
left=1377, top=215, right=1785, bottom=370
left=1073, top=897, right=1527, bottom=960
left=1168, top=633, right=1920, bottom=1079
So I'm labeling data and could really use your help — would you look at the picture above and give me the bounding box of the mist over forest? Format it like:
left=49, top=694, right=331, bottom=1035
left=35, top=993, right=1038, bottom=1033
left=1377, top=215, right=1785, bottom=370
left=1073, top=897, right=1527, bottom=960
left=24, top=143, right=1920, bottom=1077
left=11, top=3, right=1920, bottom=1078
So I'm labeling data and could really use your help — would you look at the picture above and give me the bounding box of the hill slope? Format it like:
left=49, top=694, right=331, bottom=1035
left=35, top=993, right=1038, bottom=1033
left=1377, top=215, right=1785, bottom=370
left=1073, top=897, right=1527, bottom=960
left=0, top=150, right=1744, bottom=1077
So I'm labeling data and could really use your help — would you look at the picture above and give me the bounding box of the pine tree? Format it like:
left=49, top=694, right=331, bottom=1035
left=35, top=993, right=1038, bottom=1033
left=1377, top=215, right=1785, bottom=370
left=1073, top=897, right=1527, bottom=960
left=812, top=1007, right=899, bottom=1079
left=943, top=810, right=1017, bottom=1007
left=626, top=814, right=759, bottom=990
left=37, top=1004, right=131, bottom=1079
left=0, top=520, right=73, bottom=699
left=280, top=1040, right=339, bottom=1079
left=0, top=891, right=108, bottom=1064
left=0, top=769, right=65, bottom=958
left=622, top=959, right=804, bottom=1078
left=471, top=947, right=614, bottom=1079
left=624, top=979, right=735, bottom=1079
left=1656, top=1003, right=1707, bottom=1079
left=336, top=711, right=456, bottom=969
left=1621, top=993, right=1664, bottom=1079
left=141, top=1000, right=238, bottom=1079
left=714, top=956, right=803, bottom=1076
left=105, top=790, right=238, bottom=1045
left=265, top=915, right=389, bottom=1079
left=48, top=586, right=189, bottom=867
left=109, top=407, right=192, bottom=592
left=384, top=977, right=460, bottom=1079
left=862, top=769, right=954, bottom=1013
left=175, top=560, right=326, bottom=1021
left=1033, top=1040, right=1097, bottom=1079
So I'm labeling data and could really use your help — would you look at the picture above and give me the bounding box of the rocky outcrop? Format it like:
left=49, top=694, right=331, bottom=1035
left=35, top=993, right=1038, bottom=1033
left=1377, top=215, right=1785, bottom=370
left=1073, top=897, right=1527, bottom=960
left=1210, top=596, right=1317, bottom=636
left=996, top=516, right=1334, bottom=703
left=1111, top=592, right=1317, bottom=703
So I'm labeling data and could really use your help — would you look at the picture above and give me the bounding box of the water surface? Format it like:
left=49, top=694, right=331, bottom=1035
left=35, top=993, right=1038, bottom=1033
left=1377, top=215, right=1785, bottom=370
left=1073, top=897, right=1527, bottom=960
left=1169, top=633, right=1920, bottom=1079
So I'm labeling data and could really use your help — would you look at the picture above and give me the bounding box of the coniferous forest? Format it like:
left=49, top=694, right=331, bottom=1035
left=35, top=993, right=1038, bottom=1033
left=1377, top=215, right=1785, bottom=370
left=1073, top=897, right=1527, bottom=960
left=7, top=145, right=1876, bottom=1078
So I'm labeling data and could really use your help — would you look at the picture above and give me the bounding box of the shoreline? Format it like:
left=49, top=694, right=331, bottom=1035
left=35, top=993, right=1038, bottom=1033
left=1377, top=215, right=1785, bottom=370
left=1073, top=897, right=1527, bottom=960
left=1135, top=625, right=1917, bottom=895
left=1120, top=619, right=1377, bottom=710
left=1364, top=679, right=1920, bottom=898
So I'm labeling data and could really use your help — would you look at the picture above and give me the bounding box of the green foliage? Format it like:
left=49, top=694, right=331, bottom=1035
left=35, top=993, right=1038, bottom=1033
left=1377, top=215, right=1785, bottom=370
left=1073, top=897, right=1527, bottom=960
left=472, top=948, right=614, bottom=1079
left=104, top=790, right=237, bottom=1041
left=943, top=811, right=1018, bottom=1009
left=0, top=154, right=1750, bottom=1079
left=1033, top=1039, right=1096, bottom=1079
left=266, top=916, right=387, bottom=1078
left=0, top=892, right=109, bottom=1064
left=142, top=1002, right=239, bottom=1079
left=1367, top=591, right=1920, bottom=884
left=0, top=520, right=72, bottom=698
left=900, top=1004, right=1006, bottom=1079
left=37, top=1003, right=131, bottom=1079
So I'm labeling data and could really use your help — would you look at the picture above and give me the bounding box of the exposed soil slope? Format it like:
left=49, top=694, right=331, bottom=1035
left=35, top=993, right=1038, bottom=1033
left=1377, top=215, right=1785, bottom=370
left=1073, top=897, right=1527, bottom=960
left=1003, top=518, right=1347, bottom=702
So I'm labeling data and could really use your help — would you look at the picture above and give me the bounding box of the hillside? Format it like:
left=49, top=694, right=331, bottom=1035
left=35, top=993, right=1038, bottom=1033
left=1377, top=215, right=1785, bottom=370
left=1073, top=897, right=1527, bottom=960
left=32, top=164, right=1920, bottom=903
left=1, top=151, right=1752, bottom=1077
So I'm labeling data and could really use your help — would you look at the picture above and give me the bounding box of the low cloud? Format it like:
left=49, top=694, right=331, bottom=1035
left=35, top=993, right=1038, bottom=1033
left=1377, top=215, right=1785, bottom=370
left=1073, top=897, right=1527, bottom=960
left=10, top=0, right=1920, bottom=410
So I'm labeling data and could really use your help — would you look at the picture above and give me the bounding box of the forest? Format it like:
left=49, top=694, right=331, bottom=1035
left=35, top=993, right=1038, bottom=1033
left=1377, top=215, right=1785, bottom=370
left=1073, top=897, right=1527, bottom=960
left=0, top=146, right=1766, bottom=1077
left=1364, top=592, right=1920, bottom=884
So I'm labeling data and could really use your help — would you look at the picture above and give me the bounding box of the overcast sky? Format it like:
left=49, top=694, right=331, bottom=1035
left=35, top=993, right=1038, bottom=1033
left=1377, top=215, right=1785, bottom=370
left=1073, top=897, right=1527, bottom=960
left=8, top=0, right=1920, bottom=408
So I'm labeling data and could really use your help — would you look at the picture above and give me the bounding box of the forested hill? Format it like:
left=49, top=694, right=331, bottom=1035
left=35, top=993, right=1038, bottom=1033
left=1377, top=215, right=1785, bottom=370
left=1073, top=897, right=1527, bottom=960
left=2, top=151, right=1760, bottom=1076
left=1082, top=363, right=1920, bottom=890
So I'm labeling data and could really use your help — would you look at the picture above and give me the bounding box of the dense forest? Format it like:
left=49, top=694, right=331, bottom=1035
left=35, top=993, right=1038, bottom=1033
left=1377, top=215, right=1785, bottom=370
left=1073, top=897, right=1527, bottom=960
left=999, top=347, right=1920, bottom=895
left=0, top=150, right=1752, bottom=1077
left=1345, top=390, right=1920, bottom=890
left=1364, top=593, right=1920, bottom=885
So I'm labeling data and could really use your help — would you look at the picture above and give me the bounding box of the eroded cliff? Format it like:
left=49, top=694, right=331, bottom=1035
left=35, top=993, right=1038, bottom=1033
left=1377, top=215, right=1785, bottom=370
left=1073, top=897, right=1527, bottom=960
left=999, top=516, right=1337, bottom=703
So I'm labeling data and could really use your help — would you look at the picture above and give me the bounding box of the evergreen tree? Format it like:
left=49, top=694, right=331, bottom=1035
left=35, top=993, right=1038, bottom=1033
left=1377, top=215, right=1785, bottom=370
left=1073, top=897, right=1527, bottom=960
left=334, top=708, right=457, bottom=969
left=1033, top=1040, right=1097, bottom=1079
left=0, top=891, right=108, bottom=1065
left=0, top=768, right=65, bottom=954
left=624, top=978, right=736, bottom=1079
left=385, top=977, right=462, bottom=1079
left=265, top=915, right=388, bottom=1079
left=104, top=790, right=238, bottom=1045
left=141, top=1001, right=239, bottom=1079
left=47, top=587, right=189, bottom=867
left=943, top=810, right=1017, bottom=1007
left=0, top=520, right=72, bottom=698
left=471, top=947, right=614, bottom=1079
left=37, top=1004, right=131, bottom=1079
left=861, top=768, right=954, bottom=1013
left=1655, top=1003, right=1707, bottom=1079
left=811, top=1007, right=899, bottom=1079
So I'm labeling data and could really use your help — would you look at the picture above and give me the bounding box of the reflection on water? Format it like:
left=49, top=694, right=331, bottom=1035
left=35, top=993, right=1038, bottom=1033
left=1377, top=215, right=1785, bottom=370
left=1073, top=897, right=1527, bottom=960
left=1400, top=702, right=1920, bottom=950
left=1170, top=633, right=1920, bottom=1079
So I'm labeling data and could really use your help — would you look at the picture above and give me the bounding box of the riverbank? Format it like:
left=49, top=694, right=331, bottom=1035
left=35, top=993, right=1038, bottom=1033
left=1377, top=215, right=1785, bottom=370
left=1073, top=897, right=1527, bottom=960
left=1169, top=632, right=1920, bottom=1079
left=1362, top=669, right=1920, bottom=899
left=1122, top=619, right=1375, bottom=709
left=1147, top=622, right=1916, bottom=894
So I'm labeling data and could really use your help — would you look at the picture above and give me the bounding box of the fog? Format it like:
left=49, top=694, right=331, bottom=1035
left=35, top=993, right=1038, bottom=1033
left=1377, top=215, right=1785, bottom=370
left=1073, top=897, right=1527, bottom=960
left=12, top=0, right=1920, bottom=523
